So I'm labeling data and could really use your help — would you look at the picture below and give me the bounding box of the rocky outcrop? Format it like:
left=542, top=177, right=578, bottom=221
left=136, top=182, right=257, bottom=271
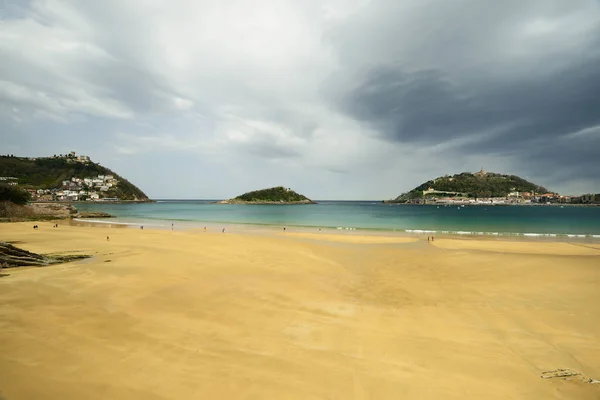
left=29, top=203, right=77, bottom=218
left=0, top=201, right=34, bottom=219
left=0, top=201, right=78, bottom=221
left=0, top=241, right=90, bottom=268
left=73, top=211, right=114, bottom=218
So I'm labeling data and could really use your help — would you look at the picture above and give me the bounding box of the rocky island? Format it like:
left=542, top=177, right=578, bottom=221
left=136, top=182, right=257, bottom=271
left=217, top=186, right=316, bottom=204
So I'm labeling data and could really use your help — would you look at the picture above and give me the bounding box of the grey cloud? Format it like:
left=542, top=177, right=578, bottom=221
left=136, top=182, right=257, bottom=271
left=2, top=0, right=600, bottom=199
left=79, top=60, right=177, bottom=115
left=235, top=140, right=302, bottom=160
left=325, top=0, right=600, bottom=188
left=335, top=56, right=600, bottom=151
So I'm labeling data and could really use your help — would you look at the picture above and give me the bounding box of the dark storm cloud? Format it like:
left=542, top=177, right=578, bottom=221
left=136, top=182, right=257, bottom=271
left=336, top=54, right=600, bottom=154
left=325, top=0, right=600, bottom=186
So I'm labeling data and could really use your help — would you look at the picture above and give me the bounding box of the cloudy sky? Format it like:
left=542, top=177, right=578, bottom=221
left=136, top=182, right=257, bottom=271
left=2, top=0, right=599, bottom=199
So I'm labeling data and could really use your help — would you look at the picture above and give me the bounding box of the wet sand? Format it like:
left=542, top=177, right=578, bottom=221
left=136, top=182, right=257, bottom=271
left=1, top=222, right=599, bottom=399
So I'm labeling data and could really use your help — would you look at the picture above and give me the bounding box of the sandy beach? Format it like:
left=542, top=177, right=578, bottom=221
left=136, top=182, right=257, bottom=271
left=1, top=222, right=599, bottom=399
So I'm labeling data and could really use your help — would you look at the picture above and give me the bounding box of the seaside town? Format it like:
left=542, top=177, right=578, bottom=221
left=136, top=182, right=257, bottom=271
left=413, top=188, right=599, bottom=206
left=0, top=152, right=121, bottom=202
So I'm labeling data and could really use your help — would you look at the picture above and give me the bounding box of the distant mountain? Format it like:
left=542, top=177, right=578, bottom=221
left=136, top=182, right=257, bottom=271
left=390, top=170, right=551, bottom=203
left=0, top=154, right=150, bottom=202
left=218, top=186, right=315, bottom=204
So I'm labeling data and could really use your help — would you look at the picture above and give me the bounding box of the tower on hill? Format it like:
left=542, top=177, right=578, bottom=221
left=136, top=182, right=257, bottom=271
left=475, top=167, right=486, bottom=177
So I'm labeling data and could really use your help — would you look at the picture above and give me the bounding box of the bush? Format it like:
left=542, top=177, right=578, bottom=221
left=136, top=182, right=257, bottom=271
left=0, top=184, right=31, bottom=205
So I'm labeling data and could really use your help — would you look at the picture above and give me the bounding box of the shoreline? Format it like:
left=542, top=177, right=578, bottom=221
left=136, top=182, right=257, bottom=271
left=70, top=217, right=600, bottom=242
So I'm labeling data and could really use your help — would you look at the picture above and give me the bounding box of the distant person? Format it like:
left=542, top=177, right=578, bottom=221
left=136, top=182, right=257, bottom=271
left=432, top=235, right=435, bottom=242
left=222, top=228, right=225, bottom=233
left=283, top=227, right=286, bottom=232
left=106, top=236, right=110, bottom=241
left=428, top=236, right=430, bottom=242
left=171, top=223, right=174, bottom=231
left=140, top=225, right=143, bottom=230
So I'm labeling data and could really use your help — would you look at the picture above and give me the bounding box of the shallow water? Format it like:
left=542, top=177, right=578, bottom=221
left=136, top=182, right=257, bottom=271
left=72, top=200, right=600, bottom=238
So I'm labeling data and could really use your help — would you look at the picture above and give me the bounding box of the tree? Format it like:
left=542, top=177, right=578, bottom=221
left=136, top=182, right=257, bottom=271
left=0, top=184, right=31, bottom=205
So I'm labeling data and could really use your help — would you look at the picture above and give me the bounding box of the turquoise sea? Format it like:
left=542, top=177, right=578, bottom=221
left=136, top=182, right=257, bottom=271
left=73, top=200, right=600, bottom=238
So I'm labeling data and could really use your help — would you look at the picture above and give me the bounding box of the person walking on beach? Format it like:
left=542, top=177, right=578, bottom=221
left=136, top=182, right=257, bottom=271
left=106, top=236, right=110, bottom=241
left=431, top=235, right=434, bottom=242
left=428, top=236, right=430, bottom=242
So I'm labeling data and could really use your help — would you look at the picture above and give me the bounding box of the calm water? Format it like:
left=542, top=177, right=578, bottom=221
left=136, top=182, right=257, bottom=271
left=74, top=200, right=600, bottom=237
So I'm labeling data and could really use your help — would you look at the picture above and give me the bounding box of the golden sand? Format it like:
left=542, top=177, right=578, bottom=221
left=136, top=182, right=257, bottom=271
left=1, top=222, right=599, bottom=399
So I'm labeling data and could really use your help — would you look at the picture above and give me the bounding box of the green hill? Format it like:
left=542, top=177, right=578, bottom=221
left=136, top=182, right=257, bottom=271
left=0, top=155, right=150, bottom=201
left=391, top=171, right=550, bottom=202
left=219, top=186, right=315, bottom=204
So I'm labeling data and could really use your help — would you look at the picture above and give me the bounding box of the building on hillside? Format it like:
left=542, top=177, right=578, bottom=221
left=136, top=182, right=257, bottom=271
left=475, top=167, right=487, bottom=177
left=77, top=155, right=90, bottom=163
left=0, top=177, right=18, bottom=186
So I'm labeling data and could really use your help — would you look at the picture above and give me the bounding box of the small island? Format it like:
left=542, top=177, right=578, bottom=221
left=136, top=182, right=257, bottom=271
left=217, top=186, right=316, bottom=204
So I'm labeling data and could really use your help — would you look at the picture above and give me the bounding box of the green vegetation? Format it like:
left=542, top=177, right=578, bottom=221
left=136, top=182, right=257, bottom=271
left=0, top=155, right=149, bottom=201
left=0, top=184, right=31, bottom=205
left=234, top=186, right=313, bottom=203
left=393, top=172, right=550, bottom=202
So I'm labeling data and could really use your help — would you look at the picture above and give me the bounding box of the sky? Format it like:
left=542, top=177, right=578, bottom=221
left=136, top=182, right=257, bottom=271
left=1, top=0, right=600, bottom=200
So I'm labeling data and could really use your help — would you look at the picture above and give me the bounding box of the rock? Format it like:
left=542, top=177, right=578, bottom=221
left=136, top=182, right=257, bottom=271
left=1, top=201, right=77, bottom=221
left=0, top=241, right=90, bottom=268
left=29, top=203, right=77, bottom=218
left=0, top=242, right=90, bottom=268
left=541, top=369, right=580, bottom=379
left=74, top=212, right=114, bottom=218
left=0, top=201, right=34, bottom=219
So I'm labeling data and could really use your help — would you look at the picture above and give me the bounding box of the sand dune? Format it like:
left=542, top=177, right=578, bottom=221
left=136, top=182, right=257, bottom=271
left=1, top=222, right=599, bottom=399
